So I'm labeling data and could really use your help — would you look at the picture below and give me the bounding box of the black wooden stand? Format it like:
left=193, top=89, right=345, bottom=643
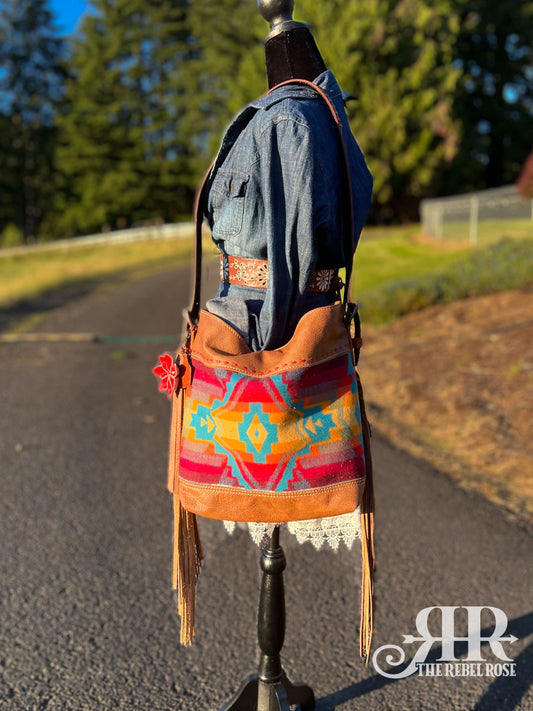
left=219, top=525, right=315, bottom=711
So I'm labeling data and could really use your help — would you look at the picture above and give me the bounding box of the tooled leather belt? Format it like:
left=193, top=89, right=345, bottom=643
left=220, top=255, right=343, bottom=293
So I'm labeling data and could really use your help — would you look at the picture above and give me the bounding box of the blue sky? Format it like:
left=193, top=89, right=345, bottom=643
left=50, top=0, right=88, bottom=36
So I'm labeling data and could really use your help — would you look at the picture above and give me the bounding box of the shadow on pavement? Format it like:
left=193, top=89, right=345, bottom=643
left=473, top=611, right=533, bottom=711
left=0, top=281, right=99, bottom=333
left=316, top=611, right=533, bottom=711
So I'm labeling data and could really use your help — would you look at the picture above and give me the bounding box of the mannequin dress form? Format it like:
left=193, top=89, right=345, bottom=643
left=220, top=0, right=363, bottom=554
left=216, top=3, right=372, bottom=708
left=217, top=9, right=326, bottom=711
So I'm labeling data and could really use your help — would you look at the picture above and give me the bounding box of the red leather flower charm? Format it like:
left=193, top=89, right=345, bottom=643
left=152, top=353, right=178, bottom=399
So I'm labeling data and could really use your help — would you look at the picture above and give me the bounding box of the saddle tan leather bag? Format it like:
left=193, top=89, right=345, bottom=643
left=154, top=79, right=375, bottom=661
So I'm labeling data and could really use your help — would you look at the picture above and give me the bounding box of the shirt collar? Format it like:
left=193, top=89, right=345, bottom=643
left=250, top=70, right=343, bottom=110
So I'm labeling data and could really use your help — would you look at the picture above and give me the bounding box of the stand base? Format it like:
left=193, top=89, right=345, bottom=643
left=219, top=670, right=315, bottom=711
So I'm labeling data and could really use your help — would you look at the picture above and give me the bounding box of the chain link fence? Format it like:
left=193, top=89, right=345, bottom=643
left=420, top=185, right=533, bottom=245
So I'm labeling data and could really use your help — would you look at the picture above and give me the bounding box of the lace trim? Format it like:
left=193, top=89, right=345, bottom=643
left=223, top=510, right=361, bottom=550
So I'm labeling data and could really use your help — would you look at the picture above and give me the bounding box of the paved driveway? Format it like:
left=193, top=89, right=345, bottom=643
left=1, top=266, right=532, bottom=710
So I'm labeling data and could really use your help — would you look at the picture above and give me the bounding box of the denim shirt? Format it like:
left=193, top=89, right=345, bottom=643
left=204, top=71, right=373, bottom=351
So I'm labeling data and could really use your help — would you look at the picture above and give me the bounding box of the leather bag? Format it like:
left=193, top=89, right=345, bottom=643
left=154, top=79, right=375, bottom=661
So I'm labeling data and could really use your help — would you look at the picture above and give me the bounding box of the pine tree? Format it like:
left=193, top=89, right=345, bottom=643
left=447, top=0, right=533, bottom=192
left=0, top=0, right=67, bottom=240
left=185, top=0, right=463, bottom=220
left=180, top=0, right=266, bottom=184
left=0, top=114, right=18, bottom=238
left=49, top=0, right=531, bottom=231
left=297, top=0, right=463, bottom=220
left=54, top=0, right=192, bottom=236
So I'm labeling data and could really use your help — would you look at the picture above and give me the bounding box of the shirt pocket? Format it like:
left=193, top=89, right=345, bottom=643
left=209, top=170, right=250, bottom=238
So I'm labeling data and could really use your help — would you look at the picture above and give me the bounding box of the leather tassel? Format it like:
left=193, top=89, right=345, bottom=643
left=357, top=373, right=375, bottom=664
left=167, top=329, right=202, bottom=645
left=172, top=492, right=203, bottom=646
left=168, top=386, right=185, bottom=494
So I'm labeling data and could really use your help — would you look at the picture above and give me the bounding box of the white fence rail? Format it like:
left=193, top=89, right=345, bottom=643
left=420, top=185, right=533, bottom=244
left=0, top=221, right=194, bottom=259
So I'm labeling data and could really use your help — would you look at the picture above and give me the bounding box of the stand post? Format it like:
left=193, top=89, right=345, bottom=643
left=258, top=524, right=286, bottom=684
left=219, top=526, right=315, bottom=711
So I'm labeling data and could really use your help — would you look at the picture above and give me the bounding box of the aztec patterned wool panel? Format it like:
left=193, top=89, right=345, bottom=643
left=179, top=352, right=366, bottom=495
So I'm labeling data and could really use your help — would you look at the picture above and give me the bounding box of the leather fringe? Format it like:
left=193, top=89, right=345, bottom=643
left=168, top=386, right=185, bottom=493
left=167, top=342, right=203, bottom=646
left=172, top=492, right=203, bottom=646
left=357, top=373, right=375, bottom=664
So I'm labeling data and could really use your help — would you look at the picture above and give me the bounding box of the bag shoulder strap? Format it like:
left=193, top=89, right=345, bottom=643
left=188, top=79, right=356, bottom=326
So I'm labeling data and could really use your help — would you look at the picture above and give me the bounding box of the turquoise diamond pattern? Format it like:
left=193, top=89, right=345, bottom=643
left=238, top=403, right=278, bottom=463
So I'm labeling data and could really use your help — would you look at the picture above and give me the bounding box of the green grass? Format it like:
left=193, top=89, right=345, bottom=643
left=0, top=234, right=198, bottom=308
left=358, top=236, right=533, bottom=324
left=439, top=218, right=533, bottom=245
left=1, top=221, right=531, bottom=324
left=353, top=225, right=470, bottom=293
